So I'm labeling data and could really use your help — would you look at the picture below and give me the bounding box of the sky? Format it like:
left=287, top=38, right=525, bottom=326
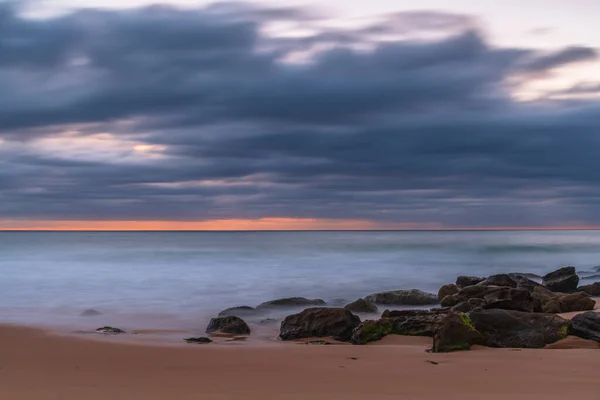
left=1, top=0, right=600, bottom=230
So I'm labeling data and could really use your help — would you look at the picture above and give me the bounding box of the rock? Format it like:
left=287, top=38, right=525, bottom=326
left=344, top=298, right=378, bottom=313
left=437, top=284, right=459, bottom=301
left=256, top=297, right=326, bottom=310
left=95, top=326, right=125, bottom=334
left=558, top=292, right=595, bottom=312
left=432, top=312, right=483, bottom=353
left=218, top=306, right=258, bottom=318
left=469, top=309, right=570, bottom=348
left=451, top=298, right=485, bottom=313
left=350, top=319, right=393, bottom=344
left=440, top=285, right=502, bottom=308
left=206, top=316, right=251, bottom=335
left=481, top=287, right=541, bottom=313
left=477, top=274, right=518, bottom=288
left=382, top=309, right=449, bottom=336
left=542, top=267, right=579, bottom=293
left=80, top=309, right=102, bottom=317
left=279, top=308, right=360, bottom=342
left=509, top=274, right=544, bottom=292
left=578, top=282, right=600, bottom=296
left=184, top=337, right=212, bottom=344
left=509, top=272, right=541, bottom=279
left=456, top=276, right=484, bottom=288
left=570, top=312, right=600, bottom=342
left=365, top=289, right=438, bottom=306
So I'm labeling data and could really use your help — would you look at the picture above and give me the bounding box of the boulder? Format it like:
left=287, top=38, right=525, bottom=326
left=350, top=319, right=394, bottom=344
left=451, top=298, right=485, bottom=313
left=456, top=276, right=484, bottom=288
left=381, top=309, right=449, bottom=336
left=559, top=292, right=595, bottom=312
left=570, top=312, right=600, bottom=342
left=184, top=337, right=212, bottom=344
left=206, top=316, right=251, bottom=335
left=279, top=308, right=360, bottom=342
left=477, top=274, right=518, bottom=288
left=80, top=309, right=102, bottom=317
left=432, top=312, right=483, bottom=353
left=578, top=282, right=600, bottom=296
left=95, top=326, right=125, bottom=334
left=542, top=267, right=579, bottom=293
left=218, top=306, right=258, bottom=318
left=440, top=285, right=502, bottom=308
left=437, top=284, right=459, bottom=301
left=510, top=274, right=544, bottom=292
left=256, top=297, right=326, bottom=310
left=365, top=289, right=438, bottom=306
left=344, top=298, right=379, bottom=313
left=481, top=287, right=541, bottom=313
left=469, top=309, right=570, bottom=348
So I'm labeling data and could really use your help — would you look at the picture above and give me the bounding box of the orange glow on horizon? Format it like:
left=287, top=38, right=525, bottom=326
left=0, top=218, right=599, bottom=231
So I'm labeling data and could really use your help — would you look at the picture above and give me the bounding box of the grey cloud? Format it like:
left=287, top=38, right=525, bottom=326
left=0, top=3, right=599, bottom=228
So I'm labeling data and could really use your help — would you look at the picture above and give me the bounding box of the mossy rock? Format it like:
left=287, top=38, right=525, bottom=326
left=432, top=312, right=482, bottom=353
left=350, top=319, right=393, bottom=344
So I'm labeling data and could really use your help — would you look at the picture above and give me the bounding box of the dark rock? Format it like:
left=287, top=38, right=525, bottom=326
left=477, top=274, right=518, bottom=288
left=206, top=316, right=251, bottom=335
left=509, top=272, right=542, bottom=279
left=432, top=312, right=483, bottom=353
left=256, top=297, right=326, bottom=310
left=95, top=326, right=125, bottom=334
left=365, top=289, right=438, bottom=306
left=509, top=274, right=544, bottom=292
left=455, top=276, right=484, bottom=288
left=441, top=285, right=502, bottom=308
left=279, top=308, right=360, bottom=342
left=469, top=309, right=570, bottom=348
left=558, top=292, right=595, bottom=312
left=350, top=319, right=393, bottom=344
left=481, top=287, right=541, bottom=313
left=578, top=282, right=600, bottom=296
left=570, top=312, right=600, bottom=342
left=451, top=298, right=485, bottom=313
left=80, top=309, right=102, bottom=317
left=344, top=298, right=378, bottom=313
left=184, top=337, right=212, bottom=344
left=382, top=309, right=449, bottom=337
left=218, top=306, right=258, bottom=318
left=542, top=267, right=579, bottom=293
left=437, top=284, right=459, bottom=301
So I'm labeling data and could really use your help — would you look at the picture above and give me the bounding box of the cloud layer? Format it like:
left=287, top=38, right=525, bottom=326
left=1, top=2, right=599, bottom=228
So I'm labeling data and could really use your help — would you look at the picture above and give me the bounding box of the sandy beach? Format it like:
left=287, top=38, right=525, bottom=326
left=1, top=321, right=599, bottom=400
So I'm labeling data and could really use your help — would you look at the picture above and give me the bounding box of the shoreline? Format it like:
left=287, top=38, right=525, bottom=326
left=1, top=323, right=600, bottom=400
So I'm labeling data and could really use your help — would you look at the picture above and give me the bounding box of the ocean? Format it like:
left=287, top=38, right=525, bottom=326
left=1, top=230, right=600, bottom=333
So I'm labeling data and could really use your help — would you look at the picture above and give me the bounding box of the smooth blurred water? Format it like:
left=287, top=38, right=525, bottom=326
left=1, top=230, right=600, bottom=331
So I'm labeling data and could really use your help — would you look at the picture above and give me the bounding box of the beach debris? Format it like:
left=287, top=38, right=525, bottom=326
left=184, top=337, right=213, bottom=344
left=306, top=340, right=332, bottom=345
left=425, top=360, right=439, bottom=365
left=80, top=309, right=102, bottom=317
left=542, top=266, right=579, bottom=293
left=280, top=308, right=360, bottom=342
left=365, top=289, right=438, bottom=306
left=256, top=297, right=326, bottom=310
left=206, top=316, right=251, bottom=335
left=348, top=357, right=358, bottom=360
left=95, top=326, right=125, bottom=334
left=344, top=298, right=378, bottom=314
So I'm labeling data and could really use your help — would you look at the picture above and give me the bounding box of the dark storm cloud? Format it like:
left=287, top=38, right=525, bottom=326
left=1, top=2, right=600, bottom=227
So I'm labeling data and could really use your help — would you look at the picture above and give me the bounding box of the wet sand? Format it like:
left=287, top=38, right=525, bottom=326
left=1, top=322, right=600, bottom=400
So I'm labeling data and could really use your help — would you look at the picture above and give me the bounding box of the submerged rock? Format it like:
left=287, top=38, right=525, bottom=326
left=206, top=316, right=251, bottom=335
left=217, top=306, right=258, bottom=318
left=570, top=311, right=600, bottom=342
left=542, top=266, right=579, bottom=293
left=279, top=308, right=360, bottom=342
left=437, top=284, right=459, bottom=301
left=469, top=309, right=570, bottom=348
left=184, top=337, right=212, bottom=344
left=455, top=276, right=484, bottom=288
left=477, top=274, right=518, bottom=288
left=256, top=297, right=326, bottom=310
left=80, top=309, right=102, bottom=317
left=365, top=289, right=438, bottom=306
left=578, top=282, right=600, bottom=296
left=95, top=326, right=125, bottom=334
left=344, top=298, right=379, bottom=313
left=432, top=312, right=482, bottom=353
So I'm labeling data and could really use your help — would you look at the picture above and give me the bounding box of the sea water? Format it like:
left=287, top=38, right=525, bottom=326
left=1, top=230, right=599, bottom=332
